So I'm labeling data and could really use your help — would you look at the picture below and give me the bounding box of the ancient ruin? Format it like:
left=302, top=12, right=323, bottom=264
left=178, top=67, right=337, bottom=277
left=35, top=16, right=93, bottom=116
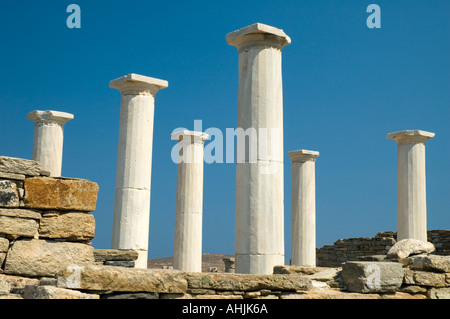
left=0, top=23, right=448, bottom=299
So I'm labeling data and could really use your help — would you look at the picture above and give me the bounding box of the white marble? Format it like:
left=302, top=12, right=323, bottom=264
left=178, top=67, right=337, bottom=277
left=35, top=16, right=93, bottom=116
left=27, top=110, right=74, bottom=177
left=171, top=130, right=209, bottom=272
left=110, top=73, right=168, bottom=268
left=387, top=130, right=435, bottom=242
left=227, top=23, right=291, bottom=274
left=289, top=150, right=319, bottom=267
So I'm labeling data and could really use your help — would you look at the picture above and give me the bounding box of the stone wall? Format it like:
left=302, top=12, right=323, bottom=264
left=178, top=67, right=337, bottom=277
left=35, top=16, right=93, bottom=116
left=317, top=230, right=450, bottom=267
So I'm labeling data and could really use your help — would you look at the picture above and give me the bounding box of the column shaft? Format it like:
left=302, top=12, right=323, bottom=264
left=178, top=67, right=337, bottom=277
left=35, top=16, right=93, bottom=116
left=172, top=130, right=208, bottom=272
left=110, top=74, right=168, bottom=268
left=388, top=130, right=434, bottom=242
left=289, top=150, right=319, bottom=266
left=227, top=23, right=291, bottom=274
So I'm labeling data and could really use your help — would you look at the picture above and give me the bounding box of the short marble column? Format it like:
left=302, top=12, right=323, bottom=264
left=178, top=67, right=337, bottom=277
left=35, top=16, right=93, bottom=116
left=27, top=110, right=74, bottom=177
left=387, top=130, right=435, bottom=242
left=289, top=150, right=319, bottom=267
left=110, top=73, right=168, bottom=268
left=227, top=23, right=291, bottom=274
left=171, top=130, right=209, bottom=272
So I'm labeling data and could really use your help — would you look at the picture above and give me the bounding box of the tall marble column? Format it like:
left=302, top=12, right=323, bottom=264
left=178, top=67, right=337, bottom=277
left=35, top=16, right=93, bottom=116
left=171, top=130, right=209, bottom=272
left=227, top=23, right=291, bottom=274
left=289, top=150, right=319, bottom=266
left=110, top=73, right=168, bottom=268
left=387, top=130, right=435, bottom=242
left=27, top=110, right=74, bottom=177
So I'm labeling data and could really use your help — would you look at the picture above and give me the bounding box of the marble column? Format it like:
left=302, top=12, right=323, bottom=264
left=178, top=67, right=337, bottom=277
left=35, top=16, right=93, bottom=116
left=110, top=73, right=168, bottom=268
left=27, top=110, right=74, bottom=177
left=227, top=23, right=291, bottom=274
left=171, top=130, right=209, bottom=272
left=289, top=150, right=319, bottom=266
left=387, top=130, right=435, bottom=242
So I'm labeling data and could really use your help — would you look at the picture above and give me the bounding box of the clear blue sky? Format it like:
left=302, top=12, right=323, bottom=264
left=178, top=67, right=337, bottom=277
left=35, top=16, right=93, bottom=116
left=0, top=1, right=448, bottom=262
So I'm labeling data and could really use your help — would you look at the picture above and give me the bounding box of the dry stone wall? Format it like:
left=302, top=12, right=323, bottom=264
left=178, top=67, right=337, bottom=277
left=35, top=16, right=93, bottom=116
left=317, top=230, right=450, bottom=267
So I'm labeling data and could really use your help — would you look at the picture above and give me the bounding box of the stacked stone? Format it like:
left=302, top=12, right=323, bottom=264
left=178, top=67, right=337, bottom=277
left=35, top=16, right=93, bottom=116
left=428, top=230, right=450, bottom=256
left=94, top=249, right=139, bottom=268
left=0, top=156, right=99, bottom=299
left=317, top=235, right=396, bottom=267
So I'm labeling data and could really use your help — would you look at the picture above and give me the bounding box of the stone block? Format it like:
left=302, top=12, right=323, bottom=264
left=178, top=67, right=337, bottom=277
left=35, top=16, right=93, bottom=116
left=4, top=239, right=95, bottom=277
left=39, top=212, right=95, bottom=241
left=0, top=237, right=9, bottom=252
left=0, top=180, right=19, bottom=207
left=428, top=288, right=450, bottom=299
left=341, top=261, right=404, bottom=293
left=387, top=239, right=435, bottom=259
left=409, top=254, right=450, bottom=273
left=57, top=265, right=188, bottom=294
left=0, top=213, right=39, bottom=238
left=0, top=274, right=39, bottom=295
left=23, top=285, right=99, bottom=299
left=0, top=157, right=42, bottom=176
left=24, top=177, right=99, bottom=212
left=93, top=249, right=139, bottom=262
left=104, top=260, right=135, bottom=268
left=403, top=269, right=447, bottom=288
left=186, top=273, right=310, bottom=292
left=102, top=292, right=159, bottom=299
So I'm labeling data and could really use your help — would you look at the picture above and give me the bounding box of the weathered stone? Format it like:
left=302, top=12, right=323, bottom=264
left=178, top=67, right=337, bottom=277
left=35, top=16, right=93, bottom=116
left=23, top=285, right=99, bottom=299
left=0, top=253, right=5, bottom=266
left=0, top=171, right=26, bottom=180
left=0, top=215, right=39, bottom=238
left=403, top=269, right=446, bottom=287
left=0, top=157, right=42, bottom=176
left=104, top=260, right=135, bottom=268
left=57, top=265, right=187, bottom=293
left=0, top=237, right=9, bottom=252
left=102, top=292, right=159, bottom=299
left=0, top=208, right=41, bottom=220
left=4, top=239, right=95, bottom=277
left=341, top=261, right=404, bottom=293
left=0, top=180, right=19, bottom=207
left=387, top=239, right=435, bottom=259
left=195, top=294, right=243, bottom=299
left=0, top=274, right=39, bottom=295
left=39, top=212, right=95, bottom=241
left=428, top=287, right=450, bottom=299
left=409, top=254, right=450, bottom=273
left=280, top=290, right=381, bottom=299
left=380, top=292, right=427, bottom=299
left=0, top=294, right=23, bottom=299
left=93, top=249, right=139, bottom=262
left=24, top=177, right=99, bottom=212
left=273, top=265, right=330, bottom=275
left=186, top=273, right=310, bottom=291
left=399, top=285, right=428, bottom=294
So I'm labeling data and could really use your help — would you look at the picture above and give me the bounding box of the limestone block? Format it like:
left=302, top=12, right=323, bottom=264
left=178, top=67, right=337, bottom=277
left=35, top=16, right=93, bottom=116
left=0, top=156, right=42, bottom=176
left=280, top=290, right=381, bottom=299
left=93, top=249, right=139, bottom=262
left=387, top=239, right=435, bottom=259
left=341, top=261, right=404, bottom=293
left=0, top=209, right=40, bottom=238
left=102, top=292, right=159, bottom=299
left=23, top=285, right=99, bottom=299
left=24, top=177, right=99, bottom=211
left=380, top=292, right=427, bottom=299
left=428, top=288, right=450, bottom=299
left=0, top=237, right=9, bottom=252
left=0, top=180, right=19, bottom=207
left=57, top=265, right=187, bottom=293
left=0, top=274, right=39, bottom=295
left=4, top=239, right=95, bottom=277
left=409, top=254, right=450, bottom=273
left=39, top=211, right=95, bottom=241
left=186, top=273, right=310, bottom=292
left=403, top=269, right=447, bottom=287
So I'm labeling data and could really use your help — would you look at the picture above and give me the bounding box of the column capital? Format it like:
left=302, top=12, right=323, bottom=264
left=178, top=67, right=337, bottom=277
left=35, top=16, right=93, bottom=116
left=387, top=130, right=435, bottom=144
left=27, top=110, right=74, bottom=126
left=226, top=23, right=291, bottom=50
left=288, top=149, right=319, bottom=162
left=171, top=130, right=210, bottom=143
left=110, top=73, right=168, bottom=96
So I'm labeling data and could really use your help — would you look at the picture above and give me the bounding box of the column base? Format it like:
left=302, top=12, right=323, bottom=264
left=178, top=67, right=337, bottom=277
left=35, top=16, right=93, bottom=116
left=235, top=254, right=284, bottom=275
